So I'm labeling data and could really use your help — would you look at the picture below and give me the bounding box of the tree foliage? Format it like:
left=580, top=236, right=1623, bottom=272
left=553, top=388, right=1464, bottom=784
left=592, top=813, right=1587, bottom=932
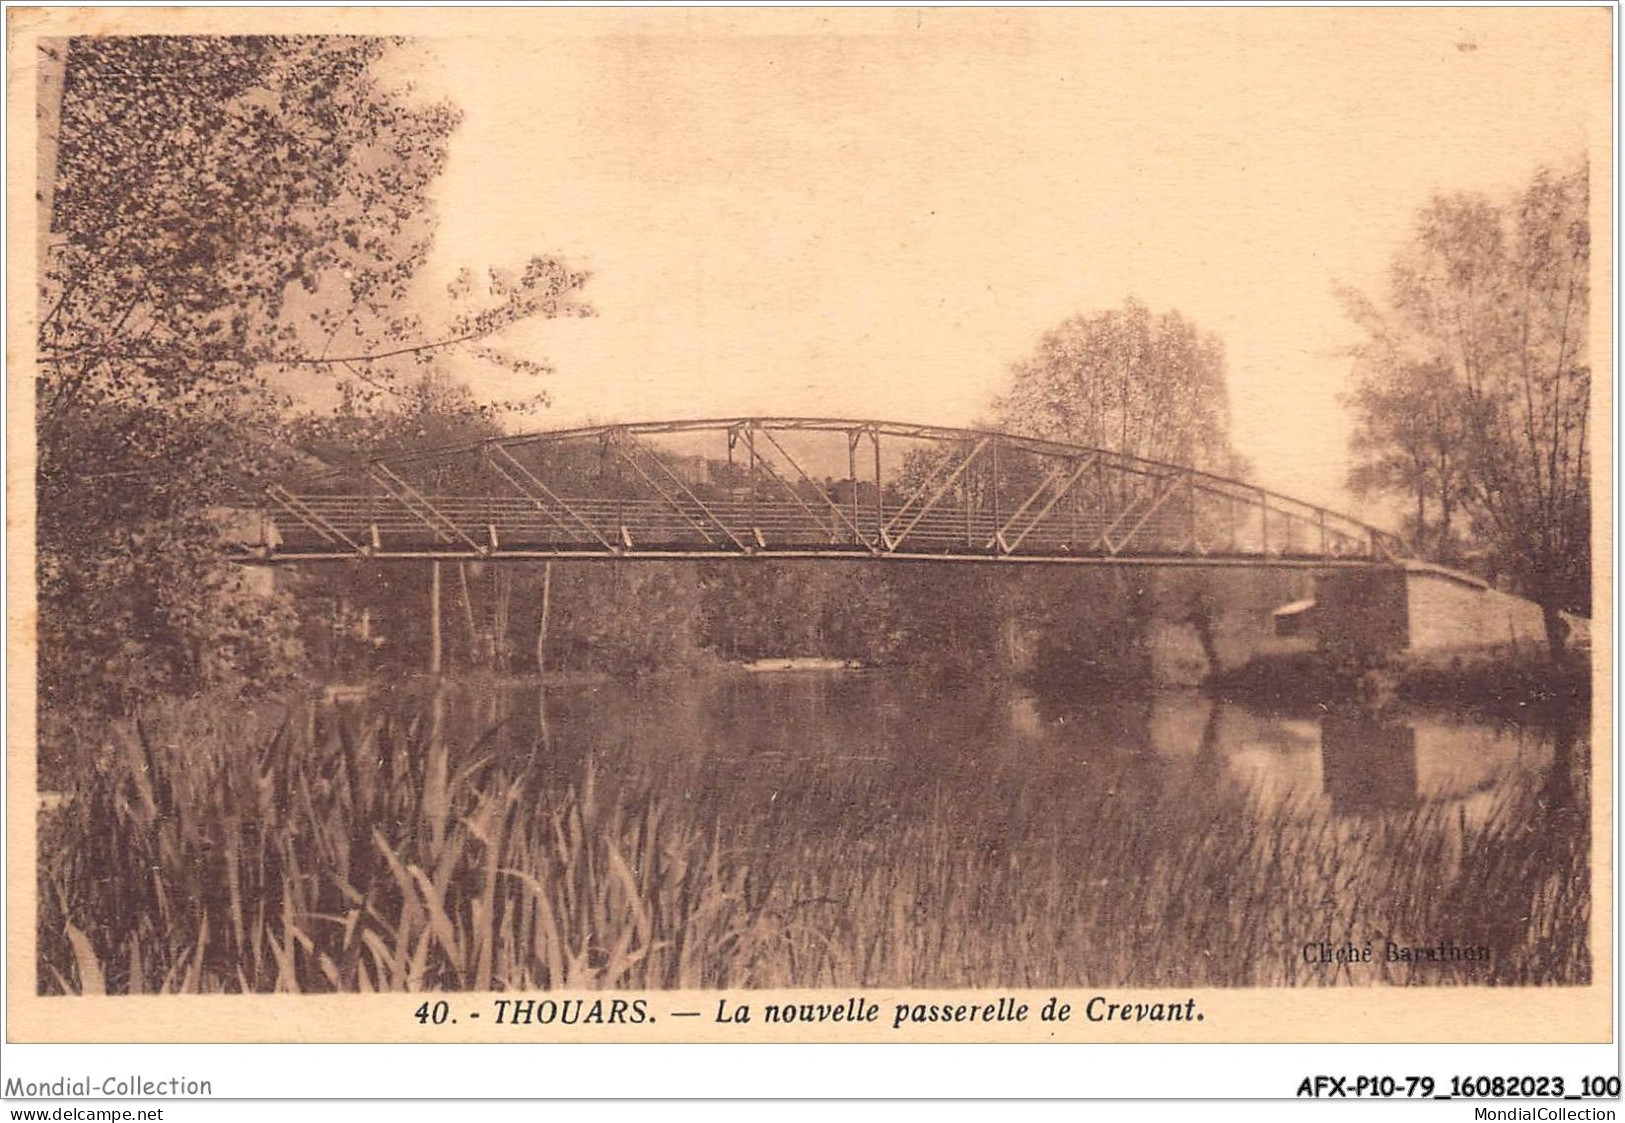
left=1342, top=163, right=1590, bottom=649
left=547, top=564, right=707, bottom=678
left=37, top=36, right=589, bottom=709
left=1343, top=359, right=1471, bottom=561
left=995, top=297, right=1241, bottom=474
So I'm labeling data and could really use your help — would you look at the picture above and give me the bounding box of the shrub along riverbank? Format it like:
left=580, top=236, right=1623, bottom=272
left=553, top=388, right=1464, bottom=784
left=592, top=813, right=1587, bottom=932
left=39, top=694, right=1588, bottom=993
left=288, top=558, right=1593, bottom=714
left=1207, top=645, right=1591, bottom=721
left=295, top=561, right=1311, bottom=689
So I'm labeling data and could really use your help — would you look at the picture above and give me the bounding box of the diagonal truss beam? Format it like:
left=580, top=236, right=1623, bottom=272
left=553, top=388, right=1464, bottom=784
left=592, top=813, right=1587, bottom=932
left=752, top=424, right=871, bottom=546
left=985, top=462, right=1065, bottom=552
left=265, top=483, right=364, bottom=553
left=740, top=435, right=834, bottom=542
left=369, top=462, right=486, bottom=555
left=486, top=443, right=617, bottom=551
left=882, top=436, right=991, bottom=550
left=1101, top=471, right=1185, bottom=556
left=485, top=453, right=588, bottom=542
left=609, top=430, right=750, bottom=552
left=1186, top=474, right=1206, bottom=556
left=993, top=454, right=1098, bottom=555
left=883, top=440, right=968, bottom=539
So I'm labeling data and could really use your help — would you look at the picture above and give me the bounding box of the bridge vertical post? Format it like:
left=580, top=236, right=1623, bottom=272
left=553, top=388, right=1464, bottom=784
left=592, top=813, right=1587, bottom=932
left=1098, top=461, right=1111, bottom=552
left=746, top=423, right=757, bottom=534
left=847, top=430, right=859, bottom=545
left=964, top=447, right=974, bottom=547
left=429, top=560, right=443, bottom=675
left=480, top=447, right=493, bottom=535
left=990, top=437, right=1001, bottom=549
left=1186, top=472, right=1197, bottom=552
left=1072, top=465, right=1083, bottom=547
left=871, top=429, right=882, bottom=545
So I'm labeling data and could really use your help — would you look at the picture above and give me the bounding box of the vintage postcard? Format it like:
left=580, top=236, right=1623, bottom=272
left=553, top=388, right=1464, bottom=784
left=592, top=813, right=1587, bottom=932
left=4, top=5, right=1614, bottom=1057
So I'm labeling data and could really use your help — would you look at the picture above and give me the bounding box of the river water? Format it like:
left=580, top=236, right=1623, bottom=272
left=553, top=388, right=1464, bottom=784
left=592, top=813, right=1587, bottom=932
left=380, top=668, right=1581, bottom=827
left=317, top=667, right=1590, bottom=986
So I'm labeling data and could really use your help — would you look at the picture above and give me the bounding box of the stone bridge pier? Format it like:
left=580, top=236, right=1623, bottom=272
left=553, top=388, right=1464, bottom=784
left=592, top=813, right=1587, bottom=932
left=1310, top=562, right=1586, bottom=662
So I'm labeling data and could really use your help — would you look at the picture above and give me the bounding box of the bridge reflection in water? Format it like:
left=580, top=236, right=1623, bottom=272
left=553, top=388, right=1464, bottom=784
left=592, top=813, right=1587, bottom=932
left=1205, top=699, right=1567, bottom=822
left=246, top=418, right=1408, bottom=566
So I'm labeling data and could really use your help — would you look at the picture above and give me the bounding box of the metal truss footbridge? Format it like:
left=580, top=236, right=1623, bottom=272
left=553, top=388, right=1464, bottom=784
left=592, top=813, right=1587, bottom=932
left=240, top=418, right=1406, bottom=568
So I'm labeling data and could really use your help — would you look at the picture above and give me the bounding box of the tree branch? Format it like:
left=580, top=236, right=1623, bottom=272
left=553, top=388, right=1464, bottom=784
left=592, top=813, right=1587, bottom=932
left=39, top=325, right=507, bottom=369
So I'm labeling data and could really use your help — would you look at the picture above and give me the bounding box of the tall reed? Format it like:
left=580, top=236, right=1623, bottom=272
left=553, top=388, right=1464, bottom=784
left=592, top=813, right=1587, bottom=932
left=38, top=696, right=1588, bottom=993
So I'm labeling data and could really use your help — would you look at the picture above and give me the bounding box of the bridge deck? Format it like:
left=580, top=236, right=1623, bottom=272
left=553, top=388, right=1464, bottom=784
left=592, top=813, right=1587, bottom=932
left=241, top=495, right=1386, bottom=565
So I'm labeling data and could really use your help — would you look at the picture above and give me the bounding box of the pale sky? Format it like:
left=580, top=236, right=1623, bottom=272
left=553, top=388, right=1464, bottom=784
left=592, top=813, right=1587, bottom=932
left=408, top=8, right=1607, bottom=521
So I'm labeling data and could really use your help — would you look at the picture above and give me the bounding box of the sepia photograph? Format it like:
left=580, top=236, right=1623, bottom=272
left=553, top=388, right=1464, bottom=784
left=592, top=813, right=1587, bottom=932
left=6, top=6, right=1612, bottom=1048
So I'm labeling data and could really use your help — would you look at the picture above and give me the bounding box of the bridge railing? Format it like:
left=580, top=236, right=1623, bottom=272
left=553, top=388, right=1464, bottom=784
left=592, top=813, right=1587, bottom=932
left=251, top=493, right=1389, bottom=562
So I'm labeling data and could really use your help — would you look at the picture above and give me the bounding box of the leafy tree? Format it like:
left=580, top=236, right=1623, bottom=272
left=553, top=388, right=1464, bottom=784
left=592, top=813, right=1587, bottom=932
left=1342, top=357, right=1471, bottom=561
left=1342, top=163, right=1590, bottom=656
left=36, top=389, right=303, bottom=710
left=995, top=297, right=1242, bottom=474
left=547, top=563, right=706, bottom=678
left=697, top=563, right=820, bottom=661
left=37, top=36, right=588, bottom=709
left=1020, top=570, right=1155, bottom=689
left=693, top=562, right=909, bottom=665
left=986, top=299, right=1246, bottom=680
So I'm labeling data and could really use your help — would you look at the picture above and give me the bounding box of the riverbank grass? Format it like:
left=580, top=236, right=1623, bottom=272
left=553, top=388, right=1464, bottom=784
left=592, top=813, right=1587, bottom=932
left=39, top=698, right=1588, bottom=992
